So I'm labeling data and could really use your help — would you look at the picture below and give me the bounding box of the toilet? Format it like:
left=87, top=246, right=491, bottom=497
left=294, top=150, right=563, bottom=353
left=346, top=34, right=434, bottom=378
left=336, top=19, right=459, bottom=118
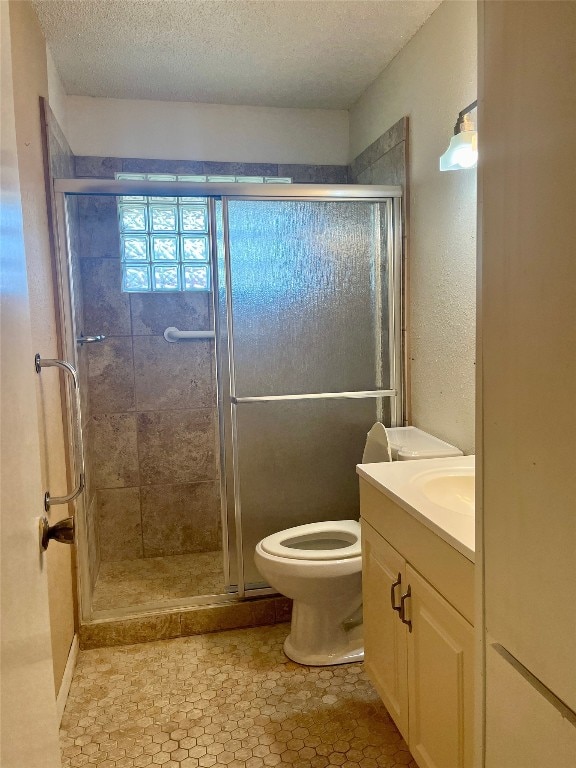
left=254, top=520, right=363, bottom=666
left=254, top=426, right=463, bottom=667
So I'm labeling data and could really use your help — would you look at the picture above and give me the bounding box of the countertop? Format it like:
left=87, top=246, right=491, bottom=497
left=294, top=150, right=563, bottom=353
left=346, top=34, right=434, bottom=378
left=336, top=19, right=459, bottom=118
left=357, top=455, right=475, bottom=562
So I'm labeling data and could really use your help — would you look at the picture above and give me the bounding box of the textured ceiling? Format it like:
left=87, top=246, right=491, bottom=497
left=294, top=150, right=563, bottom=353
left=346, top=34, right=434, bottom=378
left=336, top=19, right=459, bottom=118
left=33, top=0, right=442, bottom=109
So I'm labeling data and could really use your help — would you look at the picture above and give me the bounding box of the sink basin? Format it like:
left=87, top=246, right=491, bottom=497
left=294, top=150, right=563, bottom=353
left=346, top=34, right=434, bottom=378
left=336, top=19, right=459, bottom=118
left=411, top=470, right=475, bottom=516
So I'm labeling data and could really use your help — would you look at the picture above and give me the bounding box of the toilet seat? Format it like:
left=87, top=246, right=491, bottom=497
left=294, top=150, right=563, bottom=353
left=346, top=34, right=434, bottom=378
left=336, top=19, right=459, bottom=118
left=260, top=520, right=361, bottom=561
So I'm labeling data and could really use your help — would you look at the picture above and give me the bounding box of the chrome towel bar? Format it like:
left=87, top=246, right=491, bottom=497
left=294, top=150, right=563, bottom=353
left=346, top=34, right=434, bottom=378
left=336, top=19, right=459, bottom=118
left=164, top=326, right=215, bottom=342
left=35, top=354, right=85, bottom=511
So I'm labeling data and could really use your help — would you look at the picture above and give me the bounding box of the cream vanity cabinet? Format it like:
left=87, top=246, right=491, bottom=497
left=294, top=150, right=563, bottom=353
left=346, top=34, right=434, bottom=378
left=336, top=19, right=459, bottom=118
left=360, top=479, right=475, bottom=768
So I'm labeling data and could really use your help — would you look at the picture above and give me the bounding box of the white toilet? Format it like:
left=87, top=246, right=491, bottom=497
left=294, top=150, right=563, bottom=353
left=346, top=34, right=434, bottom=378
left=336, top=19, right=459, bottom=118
left=254, top=520, right=363, bottom=666
left=254, top=426, right=463, bottom=667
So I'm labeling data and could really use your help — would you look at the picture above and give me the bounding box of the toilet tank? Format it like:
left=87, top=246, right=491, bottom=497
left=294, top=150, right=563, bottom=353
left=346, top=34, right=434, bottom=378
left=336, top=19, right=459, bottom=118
left=386, top=426, right=463, bottom=460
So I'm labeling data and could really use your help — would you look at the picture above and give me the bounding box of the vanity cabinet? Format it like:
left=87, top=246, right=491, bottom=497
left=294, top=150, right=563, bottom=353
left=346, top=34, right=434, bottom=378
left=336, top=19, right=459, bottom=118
left=360, top=479, right=475, bottom=768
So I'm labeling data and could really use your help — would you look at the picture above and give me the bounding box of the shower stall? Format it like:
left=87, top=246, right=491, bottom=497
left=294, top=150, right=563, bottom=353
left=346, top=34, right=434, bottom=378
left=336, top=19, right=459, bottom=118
left=51, top=179, right=403, bottom=621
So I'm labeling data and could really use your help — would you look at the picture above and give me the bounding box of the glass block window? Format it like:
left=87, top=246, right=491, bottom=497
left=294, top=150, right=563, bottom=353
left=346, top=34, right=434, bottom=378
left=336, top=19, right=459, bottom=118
left=117, top=175, right=209, bottom=293
left=117, top=172, right=291, bottom=292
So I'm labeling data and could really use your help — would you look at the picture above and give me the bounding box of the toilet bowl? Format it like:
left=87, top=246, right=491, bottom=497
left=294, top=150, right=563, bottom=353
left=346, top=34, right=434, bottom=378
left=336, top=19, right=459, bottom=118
left=254, top=520, right=363, bottom=666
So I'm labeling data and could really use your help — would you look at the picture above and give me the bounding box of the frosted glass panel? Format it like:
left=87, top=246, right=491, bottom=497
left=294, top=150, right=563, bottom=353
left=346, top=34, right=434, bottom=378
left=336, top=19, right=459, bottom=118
left=150, top=206, right=178, bottom=232
left=180, top=206, right=208, bottom=232
left=152, top=264, right=180, bottom=291
left=116, top=173, right=146, bottom=180
left=122, top=235, right=148, bottom=261
left=147, top=174, right=177, bottom=181
left=236, top=398, right=389, bottom=586
left=181, top=235, right=209, bottom=261
left=124, top=265, right=151, bottom=292
left=119, top=205, right=147, bottom=232
left=151, top=236, right=178, bottom=261
left=226, top=200, right=389, bottom=396
left=183, top=265, right=210, bottom=291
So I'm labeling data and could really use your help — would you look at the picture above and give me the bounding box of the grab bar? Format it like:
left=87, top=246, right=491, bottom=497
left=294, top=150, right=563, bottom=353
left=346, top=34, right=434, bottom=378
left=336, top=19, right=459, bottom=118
left=35, top=354, right=85, bottom=511
left=164, top=326, right=215, bottom=342
left=77, top=334, right=106, bottom=345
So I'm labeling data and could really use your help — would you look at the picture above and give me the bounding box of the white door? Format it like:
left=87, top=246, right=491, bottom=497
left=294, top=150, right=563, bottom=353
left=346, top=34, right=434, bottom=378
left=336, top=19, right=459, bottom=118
left=407, top=566, right=475, bottom=768
left=0, top=3, right=62, bottom=766
left=361, top=521, right=409, bottom=740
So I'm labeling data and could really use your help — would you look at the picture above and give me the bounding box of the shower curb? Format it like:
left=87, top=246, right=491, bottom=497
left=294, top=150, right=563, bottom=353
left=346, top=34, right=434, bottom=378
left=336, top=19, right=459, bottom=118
left=78, top=595, right=292, bottom=650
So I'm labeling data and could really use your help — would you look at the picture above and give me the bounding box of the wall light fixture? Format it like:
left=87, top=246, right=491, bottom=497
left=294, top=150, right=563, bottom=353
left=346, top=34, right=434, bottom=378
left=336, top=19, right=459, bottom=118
left=439, top=101, right=478, bottom=171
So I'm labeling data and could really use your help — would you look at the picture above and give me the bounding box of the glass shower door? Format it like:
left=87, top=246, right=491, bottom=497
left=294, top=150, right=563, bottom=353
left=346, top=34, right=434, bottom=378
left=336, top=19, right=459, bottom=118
left=221, top=198, right=402, bottom=591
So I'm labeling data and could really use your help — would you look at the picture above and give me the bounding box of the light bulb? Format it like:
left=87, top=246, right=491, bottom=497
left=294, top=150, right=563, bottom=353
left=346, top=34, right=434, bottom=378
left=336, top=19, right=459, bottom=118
left=452, top=144, right=478, bottom=169
left=439, top=130, right=478, bottom=171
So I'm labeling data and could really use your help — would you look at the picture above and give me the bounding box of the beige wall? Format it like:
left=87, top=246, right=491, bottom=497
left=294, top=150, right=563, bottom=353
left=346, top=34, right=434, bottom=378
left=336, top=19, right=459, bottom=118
left=9, top=0, right=76, bottom=695
left=350, top=0, right=477, bottom=453
left=1, top=3, right=62, bottom=763
left=64, top=95, right=349, bottom=165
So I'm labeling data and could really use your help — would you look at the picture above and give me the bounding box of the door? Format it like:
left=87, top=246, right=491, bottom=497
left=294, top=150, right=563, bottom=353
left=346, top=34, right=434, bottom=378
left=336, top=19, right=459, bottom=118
left=362, top=521, right=409, bottom=740
left=221, top=196, right=402, bottom=590
left=0, top=3, right=61, bottom=764
left=407, top=565, right=474, bottom=768
left=480, top=0, right=576, bottom=717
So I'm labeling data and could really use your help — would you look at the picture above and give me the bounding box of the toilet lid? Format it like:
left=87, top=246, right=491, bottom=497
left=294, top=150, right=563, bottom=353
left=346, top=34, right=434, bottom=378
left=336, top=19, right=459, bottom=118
left=259, top=520, right=361, bottom=561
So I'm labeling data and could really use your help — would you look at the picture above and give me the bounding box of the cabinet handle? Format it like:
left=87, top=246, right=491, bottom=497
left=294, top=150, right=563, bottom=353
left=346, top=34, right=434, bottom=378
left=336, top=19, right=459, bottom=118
left=390, top=572, right=402, bottom=613
left=400, top=585, right=412, bottom=632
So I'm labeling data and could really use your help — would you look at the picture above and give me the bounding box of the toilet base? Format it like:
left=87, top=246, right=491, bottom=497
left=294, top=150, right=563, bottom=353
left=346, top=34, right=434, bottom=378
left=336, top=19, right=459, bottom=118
left=283, top=634, right=364, bottom=666
left=283, top=603, right=364, bottom=666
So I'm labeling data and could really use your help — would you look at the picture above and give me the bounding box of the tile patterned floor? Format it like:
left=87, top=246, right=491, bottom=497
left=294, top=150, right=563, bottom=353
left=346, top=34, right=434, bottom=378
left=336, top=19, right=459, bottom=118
left=92, top=552, right=225, bottom=611
left=61, top=624, right=415, bottom=768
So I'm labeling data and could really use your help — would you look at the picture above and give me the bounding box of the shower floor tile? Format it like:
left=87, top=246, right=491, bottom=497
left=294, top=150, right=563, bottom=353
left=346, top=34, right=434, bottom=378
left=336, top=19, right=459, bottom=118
left=61, top=623, right=416, bottom=768
left=92, top=551, right=225, bottom=610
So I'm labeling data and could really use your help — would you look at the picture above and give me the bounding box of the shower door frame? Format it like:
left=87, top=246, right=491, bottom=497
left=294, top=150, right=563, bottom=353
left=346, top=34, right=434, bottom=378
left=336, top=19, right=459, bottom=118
left=53, top=179, right=403, bottom=620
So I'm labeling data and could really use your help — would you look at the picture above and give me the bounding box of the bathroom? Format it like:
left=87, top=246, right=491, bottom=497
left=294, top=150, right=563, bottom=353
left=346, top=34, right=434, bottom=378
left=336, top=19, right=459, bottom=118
left=1, top=2, right=574, bottom=768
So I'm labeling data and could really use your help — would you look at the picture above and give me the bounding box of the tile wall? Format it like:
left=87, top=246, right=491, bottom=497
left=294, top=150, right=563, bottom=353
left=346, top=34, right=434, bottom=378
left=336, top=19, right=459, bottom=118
left=77, top=195, right=219, bottom=563
left=348, top=117, right=408, bottom=188
left=74, top=157, right=349, bottom=183
left=75, top=155, right=349, bottom=568
left=349, top=118, right=409, bottom=423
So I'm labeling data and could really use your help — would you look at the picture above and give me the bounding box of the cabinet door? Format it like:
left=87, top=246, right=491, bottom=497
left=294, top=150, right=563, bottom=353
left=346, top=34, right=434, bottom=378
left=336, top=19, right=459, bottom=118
left=406, top=565, right=475, bottom=768
left=361, top=521, right=409, bottom=740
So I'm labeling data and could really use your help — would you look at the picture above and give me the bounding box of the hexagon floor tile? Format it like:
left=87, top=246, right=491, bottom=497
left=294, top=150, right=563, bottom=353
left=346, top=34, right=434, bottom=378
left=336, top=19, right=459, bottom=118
left=61, top=623, right=416, bottom=768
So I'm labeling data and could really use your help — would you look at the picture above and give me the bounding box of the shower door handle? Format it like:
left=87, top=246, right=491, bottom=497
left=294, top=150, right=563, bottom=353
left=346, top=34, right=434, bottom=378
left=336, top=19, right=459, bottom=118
left=35, top=354, right=85, bottom=511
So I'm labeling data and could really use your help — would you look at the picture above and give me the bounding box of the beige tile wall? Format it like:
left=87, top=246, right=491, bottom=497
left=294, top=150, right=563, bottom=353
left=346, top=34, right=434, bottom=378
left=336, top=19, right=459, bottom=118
left=348, top=117, right=407, bottom=192
left=77, top=194, right=221, bottom=562
left=349, top=117, right=409, bottom=424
